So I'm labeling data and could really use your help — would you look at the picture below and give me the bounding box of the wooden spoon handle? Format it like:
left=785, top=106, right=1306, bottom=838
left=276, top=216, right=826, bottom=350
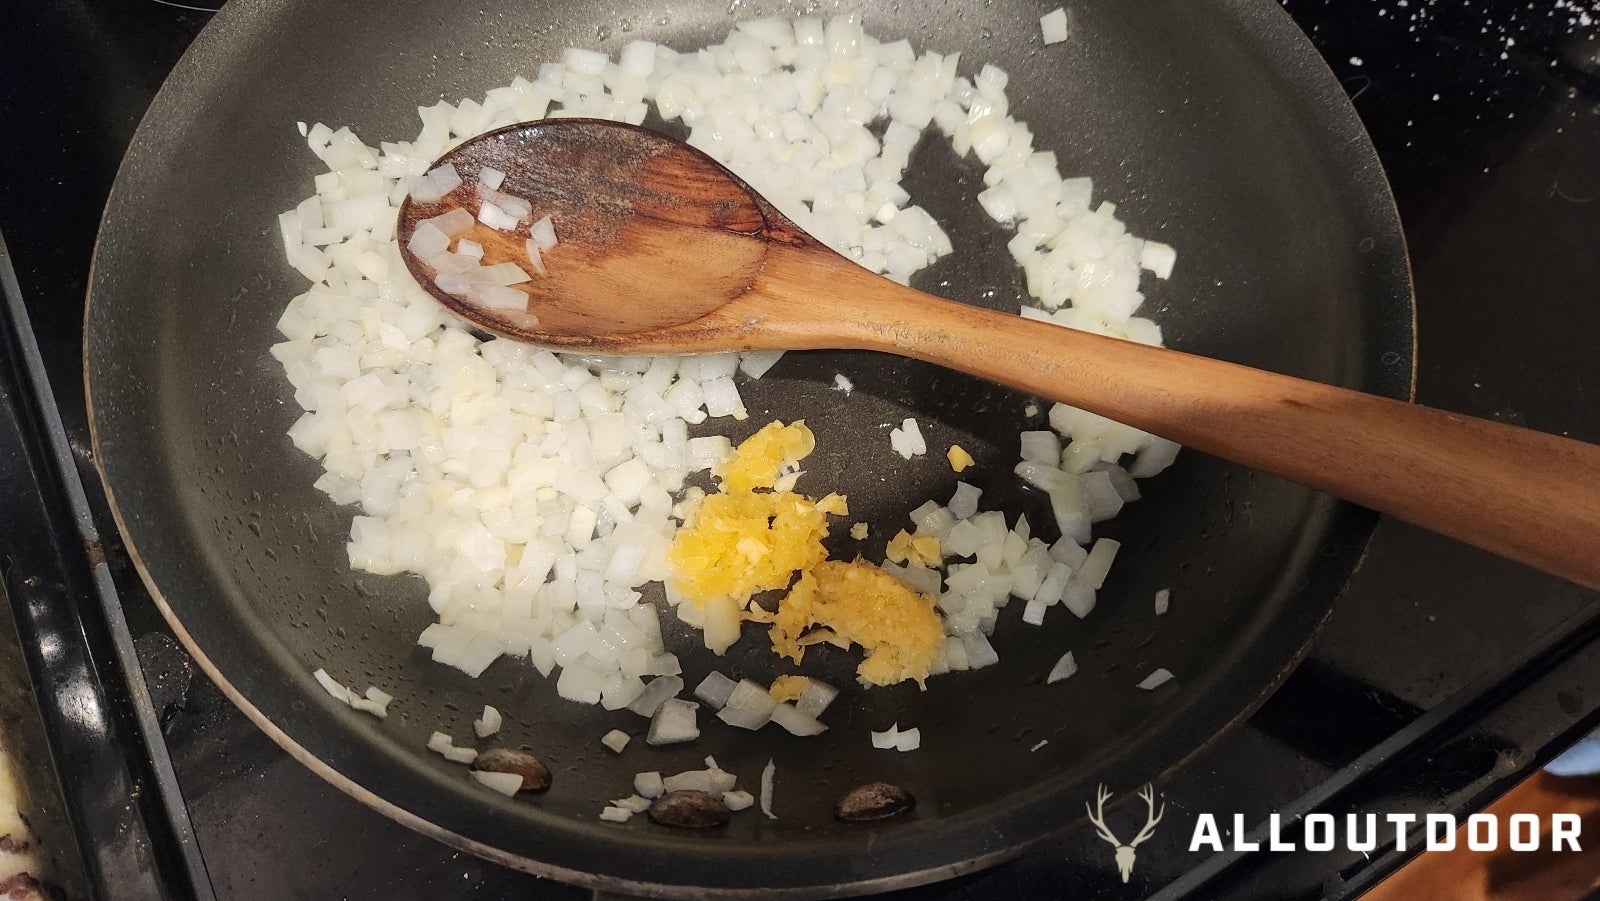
left=756, top=248, right=1600, bottom=589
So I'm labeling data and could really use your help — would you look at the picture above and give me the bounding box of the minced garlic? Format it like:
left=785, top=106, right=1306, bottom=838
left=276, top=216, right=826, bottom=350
left=667, top=420, right=945, bottom=686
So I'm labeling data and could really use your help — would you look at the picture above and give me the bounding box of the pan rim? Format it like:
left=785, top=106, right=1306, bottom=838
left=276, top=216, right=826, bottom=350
left=83, top=0, right=1416, bottom=894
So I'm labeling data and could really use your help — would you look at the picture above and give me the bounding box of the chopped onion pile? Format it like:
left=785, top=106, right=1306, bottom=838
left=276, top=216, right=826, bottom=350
left=276, top=14, right=1182, bottom=724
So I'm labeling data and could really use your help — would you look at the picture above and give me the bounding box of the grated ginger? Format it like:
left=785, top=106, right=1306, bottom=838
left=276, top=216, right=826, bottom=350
left=885, top=529, right=942, bottom=568
left=769, top=561, right=944, bottom=688
left=668, top=420, right=846, bottom=606
left=768, top=675, right=810, bottom=702
left=667, top=420, right=946, bottom=686
left=947, top=444, right=975, bottom=472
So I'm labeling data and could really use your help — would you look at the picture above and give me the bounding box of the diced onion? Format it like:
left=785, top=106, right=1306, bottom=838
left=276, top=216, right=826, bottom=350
left=473, top=705, right=503, bottom=738
left=1040, top=8, right=1069, bottom=45
left=601, top=729, right=631, bottom=753
left=471, top=770, right=524, bottom=796
left=1046, top=651, right=1078, bottom=684
left=1137, top=667, right=1175, bottom=690
left=759, top=758, right=777, bottom=819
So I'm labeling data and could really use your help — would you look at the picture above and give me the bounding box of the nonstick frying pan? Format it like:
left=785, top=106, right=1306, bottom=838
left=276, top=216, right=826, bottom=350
left=85, top=0, right=1413, bottom=895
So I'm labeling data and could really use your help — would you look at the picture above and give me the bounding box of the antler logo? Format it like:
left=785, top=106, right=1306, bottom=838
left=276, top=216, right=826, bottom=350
left=1085, top=784, right=1165, bottom=883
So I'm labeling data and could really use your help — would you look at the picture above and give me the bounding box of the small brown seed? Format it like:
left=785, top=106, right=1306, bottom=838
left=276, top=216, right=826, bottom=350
left=648, top=790, right=730, bottom=829
left=835, top=782, right=915, bottom=823
left=472, top=748, right=551, bottom=793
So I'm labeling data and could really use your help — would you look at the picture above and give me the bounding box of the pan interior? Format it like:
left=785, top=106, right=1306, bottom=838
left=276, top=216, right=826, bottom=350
left=87, top=0, right=1412, bottom=894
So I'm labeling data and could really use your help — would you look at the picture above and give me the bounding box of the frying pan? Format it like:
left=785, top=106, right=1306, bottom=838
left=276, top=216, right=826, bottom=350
left=85, top=0, right=1413, bottom=895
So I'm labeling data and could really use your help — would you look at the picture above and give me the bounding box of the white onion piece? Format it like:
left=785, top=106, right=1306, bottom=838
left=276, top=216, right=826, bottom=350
left=312, top=668, right=354, bottom=704
left=693, top=671, right=737, bottom=709
left=1155, top=588, right=1171, bottom=616
left=723, top=790, right=755, bottom=812
left=478, top=166, right=506, bottom=190
left=601, top=729, right=631, bottom=753
left=646, top=698, right=700, bottom=745
left=407, top=163, right=462, bottom=202
left=473, top=705, right=503, bottom=737
left=833, top=374, right=853, bottom=393
left=406, top=221, right=450, bottom=259
left=870, top=724, right=899, bottom=749
left=663, top=770, right=714, bottom=793
left=894, top=727, right=921, bottom=752
left=759, top=759, right=777, bottom=819
left=770, top=702, right=827, bottom=736
left=1040, top=8, right=1069, bottom=45
left=426, top=732, right=478, bottom=764
left=628, top=675, right=684, bottom=717
left=1140, top=241, right=1177, bottom=279
left=477, top=201, right=520, bottom=231
left=599, top=806, right=633, bottom=822
left=794, top=678, right=839, bottom=719
left=634, top=771, right=665, bottom=799
left=1021, top=598, right=1047, bottom=626
left=425, top=208, right=476, bottom=237
left=1077, top=537, right=1121, bottom=589
left=739, top=351, right=784, bottom=380
left=1046, top=651, right=1078, bottom=684
left=471, top=770, right=524, bottom=796
left=523, top=238, right=547, bottom=276
left=888, top=417, right=927, bottom=459
left=613, top=794, right=652, bottom=813
left=1137, top=668, right=1175, bottom=690
left=528, top=215, right=558, bottom=251
left=948, top=481, right=983, bottom=521
left=1062, top=579, right=1096, bottom=619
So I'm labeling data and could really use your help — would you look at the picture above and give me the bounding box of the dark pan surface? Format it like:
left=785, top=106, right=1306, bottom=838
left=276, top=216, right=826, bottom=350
left=86, top=0, right=1413, bottom=895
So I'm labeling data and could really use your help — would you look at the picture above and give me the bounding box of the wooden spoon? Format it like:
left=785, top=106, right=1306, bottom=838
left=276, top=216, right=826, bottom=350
left=398, top=119, right=1600, bottom=590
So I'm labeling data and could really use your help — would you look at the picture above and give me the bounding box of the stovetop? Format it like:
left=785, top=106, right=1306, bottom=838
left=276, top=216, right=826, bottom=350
left=2, top=1, right=1599, bottom=898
